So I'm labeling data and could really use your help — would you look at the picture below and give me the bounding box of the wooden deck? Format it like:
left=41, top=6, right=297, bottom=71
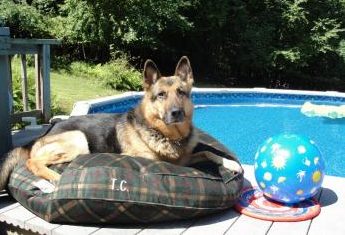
left=0, top=164, right=344, bottom=235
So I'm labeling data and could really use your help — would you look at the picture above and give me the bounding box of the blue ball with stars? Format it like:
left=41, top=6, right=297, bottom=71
left=254, top=134, right=325, bottom=204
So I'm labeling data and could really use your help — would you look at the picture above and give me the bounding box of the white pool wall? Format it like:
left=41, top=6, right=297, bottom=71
left=70, top=88, right=345, bottom=116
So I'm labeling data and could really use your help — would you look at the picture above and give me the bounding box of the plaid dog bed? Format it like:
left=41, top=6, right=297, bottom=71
left=7, top=132, right=244, bottom=224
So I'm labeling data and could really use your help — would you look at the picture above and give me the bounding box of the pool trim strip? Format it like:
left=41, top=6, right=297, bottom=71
left=70, top=88, right=345, bottom=116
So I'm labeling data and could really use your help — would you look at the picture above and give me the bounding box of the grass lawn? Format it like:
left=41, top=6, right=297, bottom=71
left=51, top=71, right=119, bottom=114
left=10, top=57, right=121, bottom=115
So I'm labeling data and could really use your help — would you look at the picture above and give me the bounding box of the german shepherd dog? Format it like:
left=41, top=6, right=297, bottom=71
left=0, top=56, right=242, bottom=190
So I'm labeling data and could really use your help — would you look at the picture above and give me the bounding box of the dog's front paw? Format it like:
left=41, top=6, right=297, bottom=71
left=223, top=159, right=243, bottom=174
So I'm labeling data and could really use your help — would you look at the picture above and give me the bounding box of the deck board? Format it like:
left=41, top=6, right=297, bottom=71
left=25, top=217, right=61, bottom=235
left=137, top=219, right=194, bottom=235
left=92, top=225, right=145, bottom=235
left=308, top=175, right=345, bottom=235
left=267, top=220, right=311, bottom=235
left=225, top=214, right=272, bottom=235
left=51, top=225, right=100, bottom=235
left=182, top=210, right=239, bottom=235
left=0, top=204, right=36, bottom=228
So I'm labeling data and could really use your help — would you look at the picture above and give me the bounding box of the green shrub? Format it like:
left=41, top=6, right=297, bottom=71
left=10, top=57, right=36, bottom=112
left=69, top=58, right=142, bottom=91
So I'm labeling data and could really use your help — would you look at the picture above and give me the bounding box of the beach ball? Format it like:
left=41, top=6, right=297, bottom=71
left=254, top=134, right=325, bottom=204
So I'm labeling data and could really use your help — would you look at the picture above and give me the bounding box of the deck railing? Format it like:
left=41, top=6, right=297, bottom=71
left=0, top=27, right=60, bottom=156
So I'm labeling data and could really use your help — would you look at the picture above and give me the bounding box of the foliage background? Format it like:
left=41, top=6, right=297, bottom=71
left=2, top=0, right=345, bottom=91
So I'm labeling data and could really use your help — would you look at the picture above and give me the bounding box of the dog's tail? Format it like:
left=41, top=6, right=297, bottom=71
left=0, top=147, right=30, bottom=191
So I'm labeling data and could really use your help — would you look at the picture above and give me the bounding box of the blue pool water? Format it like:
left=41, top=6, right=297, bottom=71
left=193, top=105, right=345, bottom=177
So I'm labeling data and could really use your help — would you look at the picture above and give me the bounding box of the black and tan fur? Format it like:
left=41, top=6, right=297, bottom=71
left=0, top=56, right=242, bottom=190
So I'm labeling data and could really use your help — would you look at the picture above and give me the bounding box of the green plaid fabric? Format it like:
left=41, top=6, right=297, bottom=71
left=8, top=132, right=244, bottom=224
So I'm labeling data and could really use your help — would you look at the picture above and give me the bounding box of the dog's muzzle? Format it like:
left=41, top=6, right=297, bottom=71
left=165, top=108, right=185, bottom=124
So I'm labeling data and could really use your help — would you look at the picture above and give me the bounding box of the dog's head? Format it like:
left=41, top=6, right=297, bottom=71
left=140, top=56, right=194, bottom=140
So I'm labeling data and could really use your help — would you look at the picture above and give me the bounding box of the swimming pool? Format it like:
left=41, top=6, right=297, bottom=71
left=71, top=88, right=345, bottom=177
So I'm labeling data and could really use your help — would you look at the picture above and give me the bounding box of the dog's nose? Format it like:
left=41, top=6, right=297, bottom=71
left=166, top=108, right=185, bottom=124
left=171, top=108, right=183, bottom=118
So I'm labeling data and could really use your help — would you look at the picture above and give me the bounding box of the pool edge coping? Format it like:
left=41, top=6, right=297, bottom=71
left=70, top=88, right=345, bottom=116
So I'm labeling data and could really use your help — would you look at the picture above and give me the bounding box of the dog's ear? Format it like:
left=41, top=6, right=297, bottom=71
left=143, top=59, right=161, bottom=89
left=175, top=56, right=194, bottom=85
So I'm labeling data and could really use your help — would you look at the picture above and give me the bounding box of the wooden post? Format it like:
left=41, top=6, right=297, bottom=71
left=40, top=44, right=51, bottom=122
left=20, top=54, right=29, bottom=111
left=35, top=54, right=42, bottom=110
left=0, top=27, right=13, bottom=156
left=8, top=56, right=13, bottom=114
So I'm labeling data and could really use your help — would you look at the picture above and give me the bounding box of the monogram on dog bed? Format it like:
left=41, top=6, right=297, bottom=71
left=7, top=133, right=244, bottom=224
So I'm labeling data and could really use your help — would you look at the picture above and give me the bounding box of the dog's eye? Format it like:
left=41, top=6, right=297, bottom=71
left=157, top=91, right=167, bottom=99
left=177, top=89, right=186, bottom=97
